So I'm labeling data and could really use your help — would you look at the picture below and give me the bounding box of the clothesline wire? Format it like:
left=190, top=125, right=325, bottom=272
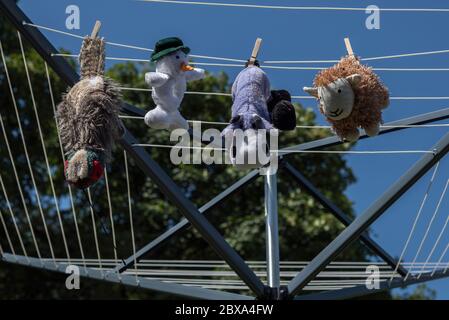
left=45, top=62, right=88, bottom=270
left=53, top=53, right=449, bottom=72
left=404, top=179, right=449, bottom=281
left=0, top=209, right=16, bottom=256
left=103, top=169, right=118, bottom=262
left=138, top=0, right=449, bottom=13
left=118, top=115, right=449, bottom=130
left=0, top=174, right=28, bottom=260
left=124, top=151, right=139, bottom=283
left=266, top=49, right=449, bottom=64
left=23, top=22, right=246, bottom=63
left=86, top=188, right=104, bottom=275
left=42, top=258, right=449, bottom=264
left=18, top=32, right=72, bottom=263
left=118, top=86, right=449, bottom=101
left=418, top=198, right=449, bottom=278
left=0, top=39, right=43, bottom=261
left=24, top=22, right=449, bottom=64
left=131, top=143, right=434, bottom=155
left=389, top=162, right=440, bottom=282
left=433, top=242, right=449, bottom=275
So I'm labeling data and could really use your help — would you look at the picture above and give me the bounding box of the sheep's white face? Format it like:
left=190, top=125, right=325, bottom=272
left=318, top=78, right=354, bottom=120
left=155, top=50, right=189, bottom=76
left=304, top=74, right=361, bottom=121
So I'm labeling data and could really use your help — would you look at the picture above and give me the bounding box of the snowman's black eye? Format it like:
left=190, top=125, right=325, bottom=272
left=176, top=55, right=180, bottom=59
left=338, top=89, right=342, bottom=93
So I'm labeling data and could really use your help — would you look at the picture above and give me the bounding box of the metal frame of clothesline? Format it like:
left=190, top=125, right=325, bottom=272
left=2, top=0, right=449, bottom=300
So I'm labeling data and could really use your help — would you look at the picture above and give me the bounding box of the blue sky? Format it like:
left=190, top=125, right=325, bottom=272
left=18, top=0, right=449, bottom=299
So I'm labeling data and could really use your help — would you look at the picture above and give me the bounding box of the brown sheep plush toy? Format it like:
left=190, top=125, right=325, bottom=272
left=56, top=27, right=122, bottom=189
left=303, top=55, right=389, bottom=142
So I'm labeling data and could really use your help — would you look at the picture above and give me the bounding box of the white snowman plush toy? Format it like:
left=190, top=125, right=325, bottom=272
left=144, top=37, right=205, bottom=130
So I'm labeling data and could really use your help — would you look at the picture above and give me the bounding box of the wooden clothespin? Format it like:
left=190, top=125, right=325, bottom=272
left=344, top=37, right=354, bottom=57
left=90, top=20, right=102, bottom=38
left=248, top=38, right=262, bottom=66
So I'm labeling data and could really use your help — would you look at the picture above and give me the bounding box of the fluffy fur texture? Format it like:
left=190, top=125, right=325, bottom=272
left=308, top=55, right=389, bottom=141
left=64, top=149, right=104, bottom=189
left=267, top=90, right=296, bottom=131
left=57, top=37, right=122, bottom=188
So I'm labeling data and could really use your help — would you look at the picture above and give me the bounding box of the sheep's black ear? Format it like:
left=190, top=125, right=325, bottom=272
left=272, top=90, right=291, bottom=102
left=272, top=101, right=296, bottom=131
left=251, top=114, right=264, bottom=129
left=267, top=90, right=292, bottom=113
left=230, top=114, right=242, bottom=124
left=245, top=59, right=260, bottom=67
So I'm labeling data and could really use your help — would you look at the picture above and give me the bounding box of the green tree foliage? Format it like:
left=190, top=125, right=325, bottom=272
left=393, top=284, right=436, bottom=300
left=0, top=10, right=434, bottom=299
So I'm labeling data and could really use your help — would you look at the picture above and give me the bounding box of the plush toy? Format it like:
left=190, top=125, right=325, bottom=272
left=222, top=64, right=296, bottom=170
left=144, top=37, right=205, bottom=130
left=57, top=33, right=122, bottom=189
left=303, top=55, right=389, bottom=142
left=267, top=89, right=296, bottom=131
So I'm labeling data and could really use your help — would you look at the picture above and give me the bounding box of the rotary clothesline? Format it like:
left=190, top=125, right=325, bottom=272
left=0, top=30, right=419, bottom=292
left=1, top=25, right=449, bottom=295
left=24, top=22, right=449, bottom=65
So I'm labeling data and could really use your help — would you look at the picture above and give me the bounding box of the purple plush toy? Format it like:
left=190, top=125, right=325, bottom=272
left=222, top=64, right=296, bottom=170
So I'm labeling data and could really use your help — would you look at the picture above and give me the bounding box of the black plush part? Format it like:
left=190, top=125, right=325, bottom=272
left=267, top=90, right=292, bottom=113
left=245, top=59, right=260, bottom=67
left=271, top=100, right=296, bottom=131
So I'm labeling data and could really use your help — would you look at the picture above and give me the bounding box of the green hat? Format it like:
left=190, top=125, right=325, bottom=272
left=151, top=37, right=190, bottom=62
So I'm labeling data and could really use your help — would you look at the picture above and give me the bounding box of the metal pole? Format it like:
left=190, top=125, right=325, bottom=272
left=287, top=131, right=449, bottom=297
left=1, top=253, right=253, bottom=300
left=283, top=161, right=408, bottom=277
left=264, top=172, right=280, bottom=293
left=119, top=129, right=267, bottom=298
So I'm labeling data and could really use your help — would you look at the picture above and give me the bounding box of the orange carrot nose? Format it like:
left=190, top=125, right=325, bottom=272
left=181, top=63, right=194, bottom=72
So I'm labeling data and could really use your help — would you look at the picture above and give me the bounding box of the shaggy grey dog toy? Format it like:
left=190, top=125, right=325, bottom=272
left=56, top=35, right=122, bottom=189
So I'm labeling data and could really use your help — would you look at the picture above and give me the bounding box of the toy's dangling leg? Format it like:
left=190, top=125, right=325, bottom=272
left=343, top=128, right=360, bottom=142
left=144, top=106, right=189, bottom=130
left=364, top=123, right=380, bottom=137
left=168, top=111, right=189, bottom=131
left=144, top=106, right=170, bottom=129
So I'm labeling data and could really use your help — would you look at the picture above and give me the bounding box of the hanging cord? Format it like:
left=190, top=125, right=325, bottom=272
left=80, top=188, right=127, bottom=267
left=138, top=0, right=449, bottom=12
left=404, top=178, right=449, bottom=281
left=53, top=53, right=449, bottom=72
left=45, top=62, right=87, bottom=270
left=389, top=162, right=440, bottom=282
